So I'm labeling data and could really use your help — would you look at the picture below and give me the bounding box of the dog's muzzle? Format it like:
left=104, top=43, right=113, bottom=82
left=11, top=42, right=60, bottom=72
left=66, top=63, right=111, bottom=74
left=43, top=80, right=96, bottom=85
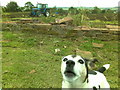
left=64, top=60, right=76, bottom=77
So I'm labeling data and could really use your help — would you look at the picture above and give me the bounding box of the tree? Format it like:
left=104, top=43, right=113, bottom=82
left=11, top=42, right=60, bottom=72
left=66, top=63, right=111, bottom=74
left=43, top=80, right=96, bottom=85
left=6, top=1, right=19, bottom=12
left=92, top=6, right=101, bottom=14
left=24, top=2, right=34, bottom=11
left=68, top=7, right=78, bottom=14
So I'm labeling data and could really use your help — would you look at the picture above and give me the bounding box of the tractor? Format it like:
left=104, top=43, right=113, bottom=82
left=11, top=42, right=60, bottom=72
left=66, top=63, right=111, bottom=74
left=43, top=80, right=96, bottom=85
left=30, top=3, right=50, bottom=17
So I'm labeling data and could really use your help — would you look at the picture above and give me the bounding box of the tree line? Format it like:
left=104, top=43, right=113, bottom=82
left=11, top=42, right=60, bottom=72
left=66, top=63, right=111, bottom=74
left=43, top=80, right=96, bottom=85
left=2, top=1, right=116, bottom=15
left=2, top=1, right=34, bottom=12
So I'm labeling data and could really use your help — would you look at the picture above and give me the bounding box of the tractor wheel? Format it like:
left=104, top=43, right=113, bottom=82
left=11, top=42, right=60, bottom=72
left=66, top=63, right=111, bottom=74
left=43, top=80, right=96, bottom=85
left=36, top=11, right=41, bottom=17
left=44, top=11, right=50, bottom=17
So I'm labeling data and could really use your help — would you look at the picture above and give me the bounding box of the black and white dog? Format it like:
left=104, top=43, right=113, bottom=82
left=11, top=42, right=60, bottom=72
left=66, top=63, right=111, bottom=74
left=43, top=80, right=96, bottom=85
left=61, top=55, right=110, bottom=89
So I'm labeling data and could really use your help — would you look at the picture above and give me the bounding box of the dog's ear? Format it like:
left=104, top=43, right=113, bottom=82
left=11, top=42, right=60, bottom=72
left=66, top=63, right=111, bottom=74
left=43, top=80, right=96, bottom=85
left=88, top=59, right=99, bottom=70
left=84, top=58, right=99, bottom=70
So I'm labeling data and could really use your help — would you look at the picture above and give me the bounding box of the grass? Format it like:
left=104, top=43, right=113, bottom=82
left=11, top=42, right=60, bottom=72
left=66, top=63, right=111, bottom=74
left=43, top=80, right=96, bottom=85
left=2, top=12, right=118, bottom=27
left=2, top=28, right=118, bottom=88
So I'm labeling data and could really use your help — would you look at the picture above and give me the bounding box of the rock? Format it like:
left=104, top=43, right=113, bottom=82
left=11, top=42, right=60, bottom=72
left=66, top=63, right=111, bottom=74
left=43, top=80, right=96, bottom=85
left=63, top=45, right=67, bottom=48
left=55, top=48, right=61, bottom=53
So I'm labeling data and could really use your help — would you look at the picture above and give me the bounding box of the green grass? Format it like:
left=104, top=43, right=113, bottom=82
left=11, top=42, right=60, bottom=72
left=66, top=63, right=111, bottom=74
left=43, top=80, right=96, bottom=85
left=2, top=29, right=118, bottom=88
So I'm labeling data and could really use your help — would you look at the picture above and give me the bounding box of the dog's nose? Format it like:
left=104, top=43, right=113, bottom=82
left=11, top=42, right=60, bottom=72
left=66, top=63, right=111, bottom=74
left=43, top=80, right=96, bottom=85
left=66, top=60, right=75, bottom=66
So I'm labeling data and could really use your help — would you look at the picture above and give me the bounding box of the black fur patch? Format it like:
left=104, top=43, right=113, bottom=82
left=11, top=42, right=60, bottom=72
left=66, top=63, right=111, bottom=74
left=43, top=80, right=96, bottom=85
left=99, top=85, right=100, bottom=89
left=83, top=58, right=89, bottom=83
left=88, top=70, right=97, bottom=75
left=72, top=55, right=76, bottom=58
left=93, top=86, right=97, bottom=90
left=98, top=67, right=106, bottom=73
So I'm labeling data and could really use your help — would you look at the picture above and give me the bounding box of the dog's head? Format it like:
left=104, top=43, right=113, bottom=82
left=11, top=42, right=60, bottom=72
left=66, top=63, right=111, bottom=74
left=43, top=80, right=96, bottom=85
left=61, top=55, right=98, bottom=82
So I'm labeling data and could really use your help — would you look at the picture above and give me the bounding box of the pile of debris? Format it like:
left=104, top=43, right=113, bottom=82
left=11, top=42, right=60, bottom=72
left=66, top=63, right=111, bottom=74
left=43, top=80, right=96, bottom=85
left=51, top=17, right=73, bottom=25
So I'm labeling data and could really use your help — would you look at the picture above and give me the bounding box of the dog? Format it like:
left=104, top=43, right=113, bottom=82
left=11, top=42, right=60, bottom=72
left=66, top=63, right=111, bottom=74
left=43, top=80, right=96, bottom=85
left=61, top=55, right=110, bottom=89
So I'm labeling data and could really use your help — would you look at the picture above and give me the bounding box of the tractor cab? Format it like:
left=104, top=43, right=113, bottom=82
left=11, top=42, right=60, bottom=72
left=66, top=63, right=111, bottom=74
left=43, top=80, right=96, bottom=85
left=37, top=3, right=48, bottom=8
left=30, top=3, right=50, bottom=17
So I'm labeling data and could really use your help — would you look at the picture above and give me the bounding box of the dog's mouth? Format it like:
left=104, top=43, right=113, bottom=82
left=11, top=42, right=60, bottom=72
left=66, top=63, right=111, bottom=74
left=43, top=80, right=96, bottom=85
left=64, top=70, right=76, bottom=77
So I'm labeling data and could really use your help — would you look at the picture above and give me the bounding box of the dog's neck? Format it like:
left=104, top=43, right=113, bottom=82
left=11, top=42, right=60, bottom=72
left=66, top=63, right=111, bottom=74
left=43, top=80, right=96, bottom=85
left=62, top=78, right=89, bottom=88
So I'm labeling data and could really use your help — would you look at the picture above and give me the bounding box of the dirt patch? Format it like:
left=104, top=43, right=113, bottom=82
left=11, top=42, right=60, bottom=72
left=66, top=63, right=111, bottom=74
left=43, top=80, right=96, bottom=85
left=106, top=25, right=120, bottom=29
left=76, top=49, right=93, bottom=59
left=92, top=43, right=104, bottom=48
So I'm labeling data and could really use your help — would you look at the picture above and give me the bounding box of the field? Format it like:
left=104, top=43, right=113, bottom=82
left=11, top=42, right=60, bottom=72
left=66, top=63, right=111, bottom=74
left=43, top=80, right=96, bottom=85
left=1, top=11, right=119, bottom=88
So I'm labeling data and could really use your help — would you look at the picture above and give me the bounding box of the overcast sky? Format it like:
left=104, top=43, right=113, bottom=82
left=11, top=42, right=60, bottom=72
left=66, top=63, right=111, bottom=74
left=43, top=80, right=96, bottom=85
left=0, top=0, right=120, bottom=7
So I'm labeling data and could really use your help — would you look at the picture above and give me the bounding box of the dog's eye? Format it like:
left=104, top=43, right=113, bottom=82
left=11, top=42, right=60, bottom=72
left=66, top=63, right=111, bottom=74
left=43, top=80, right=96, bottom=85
left=63, top=58, right=68, bottom=62
left=78, top=59, right=84, bottom=64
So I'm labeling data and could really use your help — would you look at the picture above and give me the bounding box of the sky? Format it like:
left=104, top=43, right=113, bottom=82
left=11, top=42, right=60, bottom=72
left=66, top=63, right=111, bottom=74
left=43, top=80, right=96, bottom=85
left=0, top=0, right=120, bottom=7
